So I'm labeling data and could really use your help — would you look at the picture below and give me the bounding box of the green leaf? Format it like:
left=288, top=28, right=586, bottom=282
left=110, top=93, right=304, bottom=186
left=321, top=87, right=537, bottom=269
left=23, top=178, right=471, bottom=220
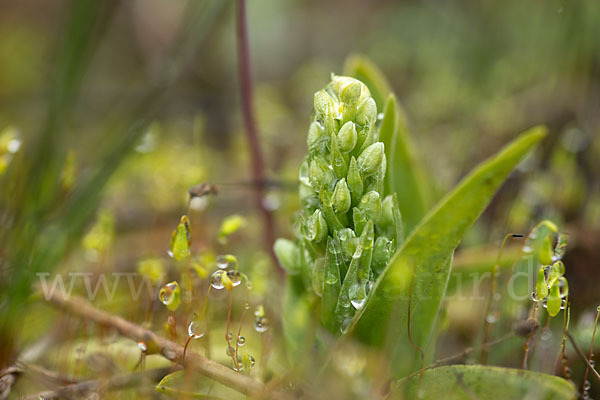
left=344, top=55, right=431, bottom=233
left=392, top=365, right=576, bottom=400
left=354, top=127, right=547, bottom=376
left=156, top=370, right=241, bottom=399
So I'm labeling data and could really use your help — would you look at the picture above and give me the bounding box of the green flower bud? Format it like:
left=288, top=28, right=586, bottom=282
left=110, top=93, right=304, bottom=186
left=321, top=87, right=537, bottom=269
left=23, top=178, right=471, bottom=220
left=335, top=227, right=357, bottom=264
left=312, top=257, right=327, bottom=297
left=274, top=238, right=301, bottom=274
left=357, top=142, right=384, bottom=176
left=372, top=236, right=394, bottom=277
left=347, top=156, right=364, bottom=206
left=341, top=81, right=362, bottom=105
left=314, top=90, right=334, bottom=116
left=319, top=188, right=345, bottom=232
left=337, top=121, right=357, bottom=153
left=330, top=136, right=348, bottom=178
left=332, top=178, right=351, bottom=214
left=300, top=182, right=319, bottom=211
left=380, top=194, right=403, bottom=244
left=356, top=97, right=377, bottom=126
left=353, top=207, right=368, bottom=236
left=358, top=191, right=382, bottom=223
left=309, top=157, right=334, bottom=190
left=307, top=209, right=328, bottom=243
left=307, top=122, right=325, bottom=152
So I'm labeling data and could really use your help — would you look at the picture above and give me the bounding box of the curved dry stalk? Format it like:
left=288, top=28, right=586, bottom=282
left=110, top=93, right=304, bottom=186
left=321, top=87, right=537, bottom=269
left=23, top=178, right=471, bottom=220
left=25, top=367, right=176, bottom=400
left=43, top=291, right=283, bottom=398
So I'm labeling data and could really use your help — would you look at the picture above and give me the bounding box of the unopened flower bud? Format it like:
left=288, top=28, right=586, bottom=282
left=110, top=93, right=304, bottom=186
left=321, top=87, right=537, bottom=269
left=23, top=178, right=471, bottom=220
left=358, top=191, right=382, bottom=223
left=274, top=238, right=300, bottom=274
left=309, top=157, right=334, bottom=189
left=307, top=209, right=328, bottom=243
left=314, top=90, right=334, bottom=116
left=356, top=97, right=377, bottom=126
left=307, top=122, right=325, bottom=151
left=337, top=121, right=357, bottom=153
left=357, top=142, right=384, bottom=176
left=340, top=81, right=362, bottom=105
left=372, top=236, right=394, bottom=276
left=347, top=156, right=364, bottom=206
left=332, top=179, right=351, bottom=214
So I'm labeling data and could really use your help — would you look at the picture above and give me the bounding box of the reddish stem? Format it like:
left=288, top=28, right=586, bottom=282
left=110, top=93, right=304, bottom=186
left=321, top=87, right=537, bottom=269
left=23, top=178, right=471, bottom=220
left=235, top=0, right=282, bottom=277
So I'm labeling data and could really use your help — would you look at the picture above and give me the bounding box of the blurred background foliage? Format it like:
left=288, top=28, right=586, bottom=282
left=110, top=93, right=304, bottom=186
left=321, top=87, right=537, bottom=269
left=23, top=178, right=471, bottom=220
left=0, top=0, right=599, bottom=397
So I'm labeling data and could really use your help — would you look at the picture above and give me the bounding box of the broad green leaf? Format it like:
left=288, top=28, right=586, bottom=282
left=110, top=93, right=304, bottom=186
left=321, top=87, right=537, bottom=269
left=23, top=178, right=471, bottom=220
left=344, top=54, right=430, bottom=233
left=392, top=365, right=576, bottom=400
left=354, top=127, right=546, bottom=376
left=156, top=370, right=241, bottom=399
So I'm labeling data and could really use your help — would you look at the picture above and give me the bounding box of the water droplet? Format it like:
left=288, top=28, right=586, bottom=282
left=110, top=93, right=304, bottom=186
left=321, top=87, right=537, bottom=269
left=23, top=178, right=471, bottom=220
left=350, top=297, right=366, bottom=310
left=188, top=314, right=204, bottom=339
left=584, top=380, right=591, bottom=390
left=226, top=332, right=233, bottom=341
left=237, top=336, right=246, bottom=346
left=217, top=254, right=238, bottom=270
left=226, top=346, right=235, bottom=357
left=227, top=270, right=242, bottom=287
left=590, top=360, right=596, bottom=368
left=376, top=113, right=384, bottom=121
left=248, top=354, right=255, bottom=367
left=340, top=317, right=353, bottom=334
left=486, top=312, right=499, bottom=324
left=560, top=298, right=567, bottom=310
left=210, top=270, right=225, bottom=289
left=531, top=291, right=539, bottom=302
left=159, top=282, right=178, bottom=305
left=137, top=341, right=147, bottom=352
left=254, top=316, right=270, bottom=333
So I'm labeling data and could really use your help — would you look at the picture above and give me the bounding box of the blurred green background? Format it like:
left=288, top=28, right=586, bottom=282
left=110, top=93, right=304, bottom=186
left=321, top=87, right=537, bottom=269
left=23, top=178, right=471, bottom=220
left=0, top=0, right=599, bottom=396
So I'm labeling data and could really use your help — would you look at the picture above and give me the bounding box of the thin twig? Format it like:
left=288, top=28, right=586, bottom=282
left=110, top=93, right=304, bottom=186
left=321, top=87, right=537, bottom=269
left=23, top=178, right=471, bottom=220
left=235, top=0, right=281, bottom=276
left=566, top=330, right=600, bottom=384
left=25, top=367, right=176, bottom=400
left=43, top=292, right=280, bottom=398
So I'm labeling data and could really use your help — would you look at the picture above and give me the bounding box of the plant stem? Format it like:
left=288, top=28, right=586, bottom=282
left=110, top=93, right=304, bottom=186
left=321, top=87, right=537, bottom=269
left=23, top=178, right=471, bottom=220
left=24, top=367, right=176, bottom=400
left=235, top=0, right=282, bottom=276
left=566, top=330, right=600, bottom=384
left=43, top=291, right=274, bottom=397
left=480, top=233, right=523, bottom=364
